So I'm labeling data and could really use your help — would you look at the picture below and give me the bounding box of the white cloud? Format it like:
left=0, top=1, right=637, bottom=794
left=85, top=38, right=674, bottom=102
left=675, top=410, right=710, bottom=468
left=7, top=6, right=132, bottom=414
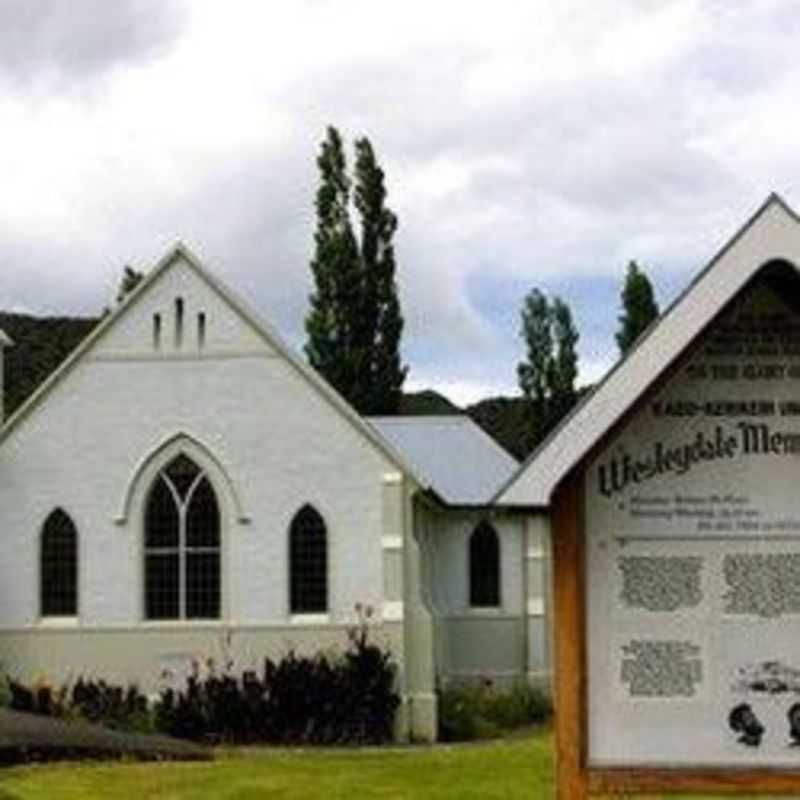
left=1, top=1, right=799, bottom=399
left=0, top=0, right=185, bottom=87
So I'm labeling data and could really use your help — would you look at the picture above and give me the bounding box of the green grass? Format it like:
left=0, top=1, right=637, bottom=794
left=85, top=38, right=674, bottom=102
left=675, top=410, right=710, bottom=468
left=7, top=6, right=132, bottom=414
left=0, top=729, right=757, bottom=799
left=0, top=731, right=553, bottom=800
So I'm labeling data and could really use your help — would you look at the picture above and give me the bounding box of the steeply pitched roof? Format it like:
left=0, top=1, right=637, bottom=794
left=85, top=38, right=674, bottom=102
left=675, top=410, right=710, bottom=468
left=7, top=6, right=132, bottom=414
left=368, top=415, right=518, bottom=505
left=0, top=245, right=429, bottom=493
left=496, top=193, right=800, bottom=507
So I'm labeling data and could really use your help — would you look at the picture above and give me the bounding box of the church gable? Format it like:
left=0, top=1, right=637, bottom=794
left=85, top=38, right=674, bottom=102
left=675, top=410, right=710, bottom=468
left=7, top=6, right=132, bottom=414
left=0, top=244, right=419, bottom=489
left=93, top=249, right=274, bottom=359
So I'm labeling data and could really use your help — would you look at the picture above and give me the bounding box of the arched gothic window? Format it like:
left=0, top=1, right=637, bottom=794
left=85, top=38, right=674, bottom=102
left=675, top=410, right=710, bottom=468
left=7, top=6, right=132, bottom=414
left=41, top=509, right=78, bottom=617
left=469, top=520, right=500, bottom=608
left=289, top=505, right=328, bottom=614
left=144, top=454, right=220, bottom=620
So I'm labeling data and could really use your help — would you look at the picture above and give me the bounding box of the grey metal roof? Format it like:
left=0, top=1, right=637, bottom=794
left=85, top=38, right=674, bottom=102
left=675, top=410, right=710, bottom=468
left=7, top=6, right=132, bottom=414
left=368, top=415, right=518, bottom=505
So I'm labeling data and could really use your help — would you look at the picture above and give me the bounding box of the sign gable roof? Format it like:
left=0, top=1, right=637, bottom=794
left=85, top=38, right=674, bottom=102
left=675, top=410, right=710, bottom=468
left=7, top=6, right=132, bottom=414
left=495, top=193, right=800, bottom=507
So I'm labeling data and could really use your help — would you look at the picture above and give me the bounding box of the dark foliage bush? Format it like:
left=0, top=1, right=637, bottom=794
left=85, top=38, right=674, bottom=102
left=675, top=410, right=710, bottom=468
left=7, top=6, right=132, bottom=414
left=70, top=678, right=151, bottom=732
left=438, top=681, right=551, bottom=742
left=9, top=678, right=152, bottom=733
left=7, top=613, right=399, bottom=745
left=156, top=620, right=400, bottom=745
left=8, top=680, right=66, bottom=718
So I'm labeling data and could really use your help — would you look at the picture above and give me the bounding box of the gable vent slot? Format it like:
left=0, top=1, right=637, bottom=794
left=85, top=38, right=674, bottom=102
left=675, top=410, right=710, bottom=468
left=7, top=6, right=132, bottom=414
left=198, top=312, right=206, bottom=349
left=175, top=297, right=184, bottom=348
left=153, top=313, right=162, bottom=350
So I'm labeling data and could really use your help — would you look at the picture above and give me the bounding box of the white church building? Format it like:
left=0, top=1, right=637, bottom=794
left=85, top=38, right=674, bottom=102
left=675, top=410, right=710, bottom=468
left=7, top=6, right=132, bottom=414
left=0, top=245, right=552, bottom=742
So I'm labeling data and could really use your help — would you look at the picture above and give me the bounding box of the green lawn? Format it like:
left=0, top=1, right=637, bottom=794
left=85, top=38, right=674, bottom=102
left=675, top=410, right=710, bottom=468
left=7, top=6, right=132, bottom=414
left=0, top=730, right=755, bottom=799
left=0, top=732, right=553, bottom=800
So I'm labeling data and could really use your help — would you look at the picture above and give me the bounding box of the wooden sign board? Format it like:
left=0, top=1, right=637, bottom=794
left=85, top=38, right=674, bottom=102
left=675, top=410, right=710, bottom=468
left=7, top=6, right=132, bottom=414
left=552, top=266, right=800, bottom=796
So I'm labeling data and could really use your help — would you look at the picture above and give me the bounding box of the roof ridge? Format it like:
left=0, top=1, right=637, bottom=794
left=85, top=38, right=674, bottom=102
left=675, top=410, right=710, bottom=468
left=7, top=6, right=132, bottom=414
left=367, top=414, right=470, bottom=423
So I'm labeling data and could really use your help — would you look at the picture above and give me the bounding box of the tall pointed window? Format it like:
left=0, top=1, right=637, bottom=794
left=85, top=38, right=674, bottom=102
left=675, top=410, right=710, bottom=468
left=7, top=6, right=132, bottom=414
left=289, top=505, right=328, bottom=614
left=41, top=509, right=78, bottom=617
left=469, top=521, right=500, bottom=608
left=144, top=454, right=220, bottom=620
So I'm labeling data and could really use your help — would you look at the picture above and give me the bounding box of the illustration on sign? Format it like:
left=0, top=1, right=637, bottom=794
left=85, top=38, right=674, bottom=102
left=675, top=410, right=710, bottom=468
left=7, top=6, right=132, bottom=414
left=731, top=661, right=800, bottom=695
left=728, top=703, right=765, bottom=748
left=788, top=703, right=800, bottom=745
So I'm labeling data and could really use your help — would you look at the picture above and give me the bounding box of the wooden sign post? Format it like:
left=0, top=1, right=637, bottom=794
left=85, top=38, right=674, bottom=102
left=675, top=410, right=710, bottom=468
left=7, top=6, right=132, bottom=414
left=550, top=264, right=800, bottom=797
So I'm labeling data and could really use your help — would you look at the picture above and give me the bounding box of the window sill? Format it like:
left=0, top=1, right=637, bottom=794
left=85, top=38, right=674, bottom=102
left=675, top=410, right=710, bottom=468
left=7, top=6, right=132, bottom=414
left=38, top=616, right=79, bottom=627
left=139, top=619, right=227, bottom=628
left=466, top=606, right=505, bottom=616
left=288, top=614, right=330, bottom=626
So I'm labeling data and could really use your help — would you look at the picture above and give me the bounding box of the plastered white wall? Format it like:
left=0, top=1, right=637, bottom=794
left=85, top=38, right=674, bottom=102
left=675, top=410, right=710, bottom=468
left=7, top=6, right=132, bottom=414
left=0, top=256, right=394, bottom=633
left=415, top=506, right=540, bottom=683
left=426, top=509, right=525, bottom=616
left=0, top=346, right=5, bottom=423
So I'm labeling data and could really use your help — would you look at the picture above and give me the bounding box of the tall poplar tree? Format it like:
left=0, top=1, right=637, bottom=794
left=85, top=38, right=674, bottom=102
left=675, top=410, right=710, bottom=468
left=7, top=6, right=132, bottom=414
left=305, top=127, right=362, bottom=403
left=550, top=297, right=579, bottom=421
left=353, top=137, right=406, bottom=414
left=615, top=260, right=659, bottom=355
left=517, top=289, right=552, bottom=433
left=517, top=289, right=580, bottom=450
left=305, top=127, right=407, bottom=414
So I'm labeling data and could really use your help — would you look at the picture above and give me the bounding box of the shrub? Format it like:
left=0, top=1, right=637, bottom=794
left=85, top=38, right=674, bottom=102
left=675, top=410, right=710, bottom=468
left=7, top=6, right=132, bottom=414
left=8, top=678, right=68, bottom=718
left=8, top=677, right=152, bottom=733
left=438, top=681, right=551, bottom=742
left=0, top=674, right=11, bottom=708
left=7, top=608, right=400, bottom=745
left=71, top=679, right=153, bottom=733
left=155, top=610, right=400, bottom=745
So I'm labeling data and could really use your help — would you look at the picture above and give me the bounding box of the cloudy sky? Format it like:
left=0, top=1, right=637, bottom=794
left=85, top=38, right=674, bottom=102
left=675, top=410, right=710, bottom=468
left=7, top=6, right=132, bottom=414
left=1, top=1, right=798, bottom=405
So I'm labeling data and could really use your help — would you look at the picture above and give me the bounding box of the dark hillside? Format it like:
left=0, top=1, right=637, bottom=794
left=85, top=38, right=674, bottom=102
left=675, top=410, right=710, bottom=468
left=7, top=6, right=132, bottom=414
left=0, top=312, right=98, bottom=417
left=398, top=389, right=461, bottom=416
left=467, top=384, right=596, bottom=461
left=466, top=396, right=530, bottom=461
left=0, top=309, right=581, bottom=464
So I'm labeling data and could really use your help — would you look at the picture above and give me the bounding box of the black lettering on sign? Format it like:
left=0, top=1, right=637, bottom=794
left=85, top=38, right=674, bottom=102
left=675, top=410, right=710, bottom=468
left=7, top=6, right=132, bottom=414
left=620, top=640, right=702, bottom=698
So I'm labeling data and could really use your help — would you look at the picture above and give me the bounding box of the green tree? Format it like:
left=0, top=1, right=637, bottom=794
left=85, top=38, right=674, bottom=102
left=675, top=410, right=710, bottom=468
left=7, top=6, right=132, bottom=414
left=116, top=265, right=144, bottom=304
left=550, top=297, right=579, bottom=421
left=305, top=127, right=407, bottom=414
left=517, top=289, right=580, bottom=450
left=615, top=260, right=659, bottom=355
left=305, top=127, right=361, bottom=402
left=353, top=137, right=407, bottom=414
left=517, top=289, right=552, bottom=432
